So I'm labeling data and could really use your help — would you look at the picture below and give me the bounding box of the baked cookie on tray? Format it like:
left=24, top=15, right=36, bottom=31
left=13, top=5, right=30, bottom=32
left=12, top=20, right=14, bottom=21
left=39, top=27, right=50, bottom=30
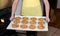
left=14, top=17, right=21, bottom=23
left=20, top=25, right=28, bottom=29
left=38, top=25, right=44, bottom=29
left=30, top=21, right=36, bottom=25
left=12, top=23, right=19, bottom=28
left=30, top=17, right=37, bottom=21
left=29, top=25, right=36, bottom=29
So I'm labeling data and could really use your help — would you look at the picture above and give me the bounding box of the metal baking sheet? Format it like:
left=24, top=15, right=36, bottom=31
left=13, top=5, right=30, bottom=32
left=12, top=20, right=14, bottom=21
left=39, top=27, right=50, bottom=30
left=7, top=15, right=48, bottom=31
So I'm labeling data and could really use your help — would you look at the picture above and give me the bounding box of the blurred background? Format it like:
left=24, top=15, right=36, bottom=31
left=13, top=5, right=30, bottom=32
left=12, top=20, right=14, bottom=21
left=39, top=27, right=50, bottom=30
left=0, top=0, right=60, bottom=36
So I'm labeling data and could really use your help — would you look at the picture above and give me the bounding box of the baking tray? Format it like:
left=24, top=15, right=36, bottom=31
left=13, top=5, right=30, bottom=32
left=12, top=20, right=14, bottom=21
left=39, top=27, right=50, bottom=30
left=7, top=15, right=48, bottom=31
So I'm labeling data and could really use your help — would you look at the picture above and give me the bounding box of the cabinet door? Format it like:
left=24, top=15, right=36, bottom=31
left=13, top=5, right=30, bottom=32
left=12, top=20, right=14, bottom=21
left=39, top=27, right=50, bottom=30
left=49, top=0, right=60, bottom=29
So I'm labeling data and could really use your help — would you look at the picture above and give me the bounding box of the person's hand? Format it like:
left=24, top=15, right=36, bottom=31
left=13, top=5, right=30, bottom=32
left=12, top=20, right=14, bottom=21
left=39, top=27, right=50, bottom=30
left=46, top=17, right=50, bottom=22
left=10, top=15, right=14, bottom=21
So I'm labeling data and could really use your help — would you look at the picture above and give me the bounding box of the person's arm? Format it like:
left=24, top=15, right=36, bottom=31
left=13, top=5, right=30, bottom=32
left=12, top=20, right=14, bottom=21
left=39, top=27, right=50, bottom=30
left=10, top=0, right=18, bottom=20
left=11, top=0, right=18, bottom=16
left=43, top=0, right=50, bottom=22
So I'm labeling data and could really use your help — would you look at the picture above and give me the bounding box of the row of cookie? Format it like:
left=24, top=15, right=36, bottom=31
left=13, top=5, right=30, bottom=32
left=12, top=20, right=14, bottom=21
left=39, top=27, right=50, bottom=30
left=14, top=21, right=45, bottom=25
left=12, top=23, right=44, bottom=29
left=14, top=17, right=44, bottom=21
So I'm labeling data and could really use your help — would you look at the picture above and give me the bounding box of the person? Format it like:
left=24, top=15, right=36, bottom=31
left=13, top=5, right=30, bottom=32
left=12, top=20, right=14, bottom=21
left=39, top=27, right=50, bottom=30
left=10, top=0, right=50, bottom=36
left=0, top=0, right=17, bottom=36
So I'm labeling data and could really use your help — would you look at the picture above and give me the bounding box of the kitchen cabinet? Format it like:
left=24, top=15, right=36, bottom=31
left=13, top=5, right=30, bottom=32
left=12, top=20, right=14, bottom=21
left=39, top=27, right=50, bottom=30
left=49, top=0, right=60, bottom=29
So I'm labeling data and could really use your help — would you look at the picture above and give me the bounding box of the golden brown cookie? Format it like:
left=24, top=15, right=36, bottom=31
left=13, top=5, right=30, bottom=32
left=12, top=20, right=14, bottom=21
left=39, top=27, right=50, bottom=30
left=23, top=17, right=28, bottom=21
left=30, top=21, right=36, bottom=25
left=12, top=23, right=19, bottom=28
left=15, top=17, right=21, bottom=20
left=22, top=21, right=28, bottom=24
left=38, top=22, right=45, bottom=25
left=20, top=25, right=27, bottom=29
left=38, top=25, right=44, bottom=29
left=14, top=17, right=21, bottom=23
left=14, top=20, right=20, bottom=23
left=30, top=17, right=37, bottom=21
left=38, top=18, right=44, bottom=21
left=29, top=25, right=36, bottom=29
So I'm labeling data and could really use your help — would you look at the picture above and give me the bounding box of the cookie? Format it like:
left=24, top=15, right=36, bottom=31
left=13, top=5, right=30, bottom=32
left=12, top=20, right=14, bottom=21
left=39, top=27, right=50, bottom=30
left=38, top=25, right=44, bottom=29
left=20, top=25, right=27, bottom=29
left=23, top=17, right=28, bottom=21
left=15, top=17, right=21, bottom=20
left=30, top=17, right=37, bottom=21
left=29, top=25, right=36, bottom=29
left=30, top=21, right=36, bottom=25
left=14, top=20, right=20, bottom=23
left=12, top=23, right=19, bottom=28
left=22, top=21, right=28, bottom=24
left=38, top=18, right=44, bottom=21
left=38, top=22, right=44, bottom=25
left=14, top=17, right=21, bottom=23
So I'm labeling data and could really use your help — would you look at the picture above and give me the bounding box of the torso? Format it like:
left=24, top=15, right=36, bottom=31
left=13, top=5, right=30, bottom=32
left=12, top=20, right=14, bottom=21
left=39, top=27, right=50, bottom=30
left=22, top=0, right=43, bottom=16
left=0, top=0, right=13, bottom=9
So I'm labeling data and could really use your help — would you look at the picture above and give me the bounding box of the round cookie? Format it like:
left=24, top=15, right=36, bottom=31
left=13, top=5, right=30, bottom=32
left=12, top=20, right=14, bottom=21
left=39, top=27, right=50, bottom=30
left=14, top=19, right=20, bottom=23
left=38, top=18, right=44, bottom=21
left=30, top=21, right=36, bottom=25
left=29, top=25, right=36, bottom=29
left=14, top=17, right=21, bottom=23
left=22, top=21, right=28, bottom=24
left=38, top=25, right=44, bottom=29
left=38, top=22, right=45, bottom=25
left=15, top=17, right=21, bottom=20
left=20, top=25, right=27, bottom=29
left=30, top=17, right=37, bottom=21
left=23, top=17, right=28, bottom=21
left=12, top=23, right=19, bottom=28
